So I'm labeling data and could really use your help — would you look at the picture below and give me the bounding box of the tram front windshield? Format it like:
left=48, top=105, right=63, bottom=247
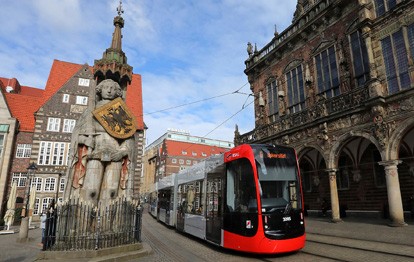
left=254, top=146, right=301, bottom=213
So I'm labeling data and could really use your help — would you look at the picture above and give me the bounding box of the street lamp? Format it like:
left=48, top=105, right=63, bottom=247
left=24, top=162, right=37, bottom=217
left=17, top=162, right=37, bottom=242
left=55, top=166, right=66, bottom=204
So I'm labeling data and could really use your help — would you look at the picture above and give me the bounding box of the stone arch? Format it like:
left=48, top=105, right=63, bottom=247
left=387, top=118, right=414, bottom=160
left=297, top=143, right=327, bottom=164
left=328, top=130, right=383, bottom=169
left=297, top=144, right=329, bottom=210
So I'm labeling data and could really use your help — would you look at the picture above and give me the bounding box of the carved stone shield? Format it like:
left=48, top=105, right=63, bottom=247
left=93, top=97, right=138, bottom=139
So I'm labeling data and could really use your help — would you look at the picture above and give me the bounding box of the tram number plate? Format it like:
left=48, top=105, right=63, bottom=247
left=283, top=216, right=291, bottom=222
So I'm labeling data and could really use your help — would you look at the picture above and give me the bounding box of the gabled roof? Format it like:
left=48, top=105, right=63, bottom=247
left=43, top=60, right=84, bottom=103
left=0, top=77, right=44, bottom=132
left=44, top=59, right=144, bottom=130
left=2, top=59, right=144, bottom=132
left=0, top=77, right=42, bottom=96
left=5, top=93, right=43, bottom=132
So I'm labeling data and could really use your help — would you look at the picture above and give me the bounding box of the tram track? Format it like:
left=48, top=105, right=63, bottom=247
left=142, top=225, right=189, bottom=262
left=303, top=232, right=414, bottom=262
left=141, top=213, right=214, bottom=262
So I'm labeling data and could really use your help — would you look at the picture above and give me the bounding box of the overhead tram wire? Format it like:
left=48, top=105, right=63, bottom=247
left=183, top=100, right=255, bottom=152
left=143, top=82, right=250, bottom=116
left=202, top=100, right=254, bottom=139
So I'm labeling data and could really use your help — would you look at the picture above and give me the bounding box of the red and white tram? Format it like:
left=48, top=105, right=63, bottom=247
left=152, top=144, right=305, bottom=254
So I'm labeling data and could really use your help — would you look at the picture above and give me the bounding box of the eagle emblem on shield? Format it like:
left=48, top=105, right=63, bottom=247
left=92, top=97, right=138, bottom=139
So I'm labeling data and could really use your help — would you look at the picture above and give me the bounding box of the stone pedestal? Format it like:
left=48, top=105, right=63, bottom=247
left=17, top=217, right=29, bottom=242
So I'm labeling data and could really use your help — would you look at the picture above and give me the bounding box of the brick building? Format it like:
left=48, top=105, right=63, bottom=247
left=236, top=0, right=414, bottom=226
left=141, top=130, right=233, bottom=200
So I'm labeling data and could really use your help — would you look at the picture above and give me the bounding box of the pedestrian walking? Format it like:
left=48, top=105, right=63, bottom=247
left=40, top=211, right=47, bottom=244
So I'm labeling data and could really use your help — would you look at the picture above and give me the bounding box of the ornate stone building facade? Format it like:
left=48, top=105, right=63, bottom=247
left=236, top=0, right=414, bottom=226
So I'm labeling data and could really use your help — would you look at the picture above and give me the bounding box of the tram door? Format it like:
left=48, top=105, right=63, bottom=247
left=206, top=175, right=223, bottom=244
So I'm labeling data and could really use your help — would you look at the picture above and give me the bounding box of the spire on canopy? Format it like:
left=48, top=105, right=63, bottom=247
left=94, top=0, right=133, bottom=90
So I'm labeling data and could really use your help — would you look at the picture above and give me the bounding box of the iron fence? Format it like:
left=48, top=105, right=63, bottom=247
left=43, top=198, right=142, bottom=251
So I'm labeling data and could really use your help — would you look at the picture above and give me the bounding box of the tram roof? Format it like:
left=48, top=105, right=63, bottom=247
left=175, top=154, right=224, bottom=185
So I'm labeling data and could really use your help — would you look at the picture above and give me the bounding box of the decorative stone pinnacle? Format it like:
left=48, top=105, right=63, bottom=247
left=117, top=0, right=124, bottom=16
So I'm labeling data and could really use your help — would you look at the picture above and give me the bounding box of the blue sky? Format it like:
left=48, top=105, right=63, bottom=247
left=0, top=0, right=296, bottom=145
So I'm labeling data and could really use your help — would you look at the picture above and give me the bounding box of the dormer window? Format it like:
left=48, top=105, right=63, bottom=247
left=78, top=78, right=90, bottom=87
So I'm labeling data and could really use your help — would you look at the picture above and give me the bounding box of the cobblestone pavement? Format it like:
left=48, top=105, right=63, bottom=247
left=1, top=212, right=413, bottom=261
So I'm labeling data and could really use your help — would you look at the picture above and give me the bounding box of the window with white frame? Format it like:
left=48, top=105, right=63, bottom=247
left=31, top=177, right=42, bottom=192
left=62, top=94, right=70, bottom=103
left=182, top=150, right=187, bottom=155
left=47, top=118, right=61, bottom=132
left=78, top=78, right=90, bottom=87
left=38, top=141, right=52, bottom=165
left=12, top=173, right=27, bottom=187
left=66, top=144, right=71, bottom=166
left=186, top=160, right=191, bottom=165
left=41, top=197, right=54, bottom=213
left=172, top=158, right=177, bottom=164
left=44, top=177, right=56, bottom=192
left=76, top=96, right=88, bottom=105
left=60, top=178, right=65, bottom=192
left=179, top=159, right=184, bottom=164
left=52, top=142, right=66, bottom=165
left=16, top=144, right=32, bottom=158
left=33, top=198, right=40, bottom=215
left=38, top=141, right=70, bottom=166
left=63, top=119, right=76, bottom=133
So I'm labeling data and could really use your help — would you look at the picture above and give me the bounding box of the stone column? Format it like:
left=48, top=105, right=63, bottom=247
left=327, top=169, right=342, bottom=223
left=379, top=160, right=407, bottom=227
left=17, top=217, right=29, bottom=242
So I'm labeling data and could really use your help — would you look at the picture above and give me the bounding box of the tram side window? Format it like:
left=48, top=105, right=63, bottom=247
left=179, top=181, right=203, bottom=214
left=226, top=158, right=257, bottom=213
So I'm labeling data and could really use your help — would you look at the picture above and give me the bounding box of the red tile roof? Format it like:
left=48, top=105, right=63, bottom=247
left=2, top=59, right=144, bottom=132
left=44, top=59, right=144, bottom=130
left=0, top=77, right=44, bottom=132
left=43, top=60, right=84, bottom=104
left=4, top=93, right=43, bottom=132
